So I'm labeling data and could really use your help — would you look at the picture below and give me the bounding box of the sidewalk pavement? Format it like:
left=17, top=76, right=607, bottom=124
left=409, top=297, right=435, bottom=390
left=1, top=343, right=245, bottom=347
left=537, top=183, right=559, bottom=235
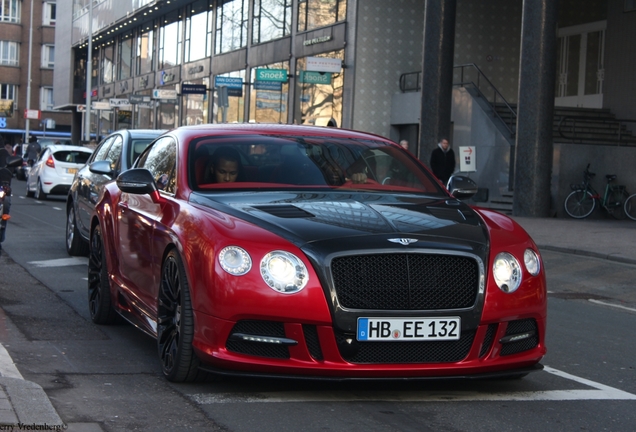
left=0, top=216, right=634, bottom=429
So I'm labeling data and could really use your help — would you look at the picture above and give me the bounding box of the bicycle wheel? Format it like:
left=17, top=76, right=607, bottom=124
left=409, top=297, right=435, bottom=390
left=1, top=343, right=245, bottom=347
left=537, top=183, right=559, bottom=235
left=624, top=194, right=636, bottom=221
left=564, top=189, right=596, bottom=218
left=606, top=188, right=629, bottom=220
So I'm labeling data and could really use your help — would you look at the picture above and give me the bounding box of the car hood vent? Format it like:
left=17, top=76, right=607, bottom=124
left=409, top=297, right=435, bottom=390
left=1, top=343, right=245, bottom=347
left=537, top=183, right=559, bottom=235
left=427, top=207, right=466, bottom=222
left=254, top=205, right=316, bottom=219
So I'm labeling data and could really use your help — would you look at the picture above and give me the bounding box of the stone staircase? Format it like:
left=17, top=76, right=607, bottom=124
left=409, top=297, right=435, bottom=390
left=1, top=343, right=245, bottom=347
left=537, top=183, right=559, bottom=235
left=494, top=105, right=636, bottom=146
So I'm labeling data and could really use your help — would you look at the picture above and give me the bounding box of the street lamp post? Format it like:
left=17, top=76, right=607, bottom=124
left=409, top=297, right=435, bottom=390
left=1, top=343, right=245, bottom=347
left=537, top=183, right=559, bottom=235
left=24, top=0, right=34, bottom=141
left=84, top=0, right=93, bottom=142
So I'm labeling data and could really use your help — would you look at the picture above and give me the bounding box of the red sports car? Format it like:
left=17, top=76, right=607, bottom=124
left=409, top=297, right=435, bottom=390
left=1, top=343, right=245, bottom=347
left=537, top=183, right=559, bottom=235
left=89, top=124, right=546, bottom=382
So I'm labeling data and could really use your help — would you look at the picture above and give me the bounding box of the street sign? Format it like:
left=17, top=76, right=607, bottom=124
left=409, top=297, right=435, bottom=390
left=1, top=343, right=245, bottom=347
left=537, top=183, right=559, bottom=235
left=254, top=81, right=283, bottom=91
left=255, top=69, right=288, bottom=82
left=152, top=89, right=178, bottom=100
left=109, top=98, right=130, bottom=107
left=77, top=104, right=86, bottom=112
left=299, top=71, right=332, bottom=85
left=182, top=84, right=207, bottom=95
left=129, top=94, right=151, bottom=104
left=24, top=109, right=40, bottom=120
left=459, top=146, right=476, bottom=172
left=306, top=57, right=342, bottom=73
left=92, top=101, right=111, bottom=110
left=214, top=76, right=243, bottom=89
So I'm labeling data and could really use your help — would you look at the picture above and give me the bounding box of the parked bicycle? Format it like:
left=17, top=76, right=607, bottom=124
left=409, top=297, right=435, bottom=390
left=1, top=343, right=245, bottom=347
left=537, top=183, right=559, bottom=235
left=564, top=164, right=629, bottom=219
left=624, top=193, right=636, bottom=221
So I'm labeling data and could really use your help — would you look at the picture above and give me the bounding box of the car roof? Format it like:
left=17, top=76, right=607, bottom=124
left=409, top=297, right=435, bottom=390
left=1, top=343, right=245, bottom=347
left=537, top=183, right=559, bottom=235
left=109, top=129, right=167, bottom=138
left=167, top=124, right=392, bottom=143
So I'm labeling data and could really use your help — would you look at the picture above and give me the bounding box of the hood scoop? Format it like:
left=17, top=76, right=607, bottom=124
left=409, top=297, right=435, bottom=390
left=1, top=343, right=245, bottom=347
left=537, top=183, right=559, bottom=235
left=254, top=205, right=316, bottom=219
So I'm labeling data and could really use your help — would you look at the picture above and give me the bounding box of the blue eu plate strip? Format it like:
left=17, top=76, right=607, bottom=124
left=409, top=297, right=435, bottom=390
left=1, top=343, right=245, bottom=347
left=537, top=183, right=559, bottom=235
left=357, top=318, right=368, bottom=341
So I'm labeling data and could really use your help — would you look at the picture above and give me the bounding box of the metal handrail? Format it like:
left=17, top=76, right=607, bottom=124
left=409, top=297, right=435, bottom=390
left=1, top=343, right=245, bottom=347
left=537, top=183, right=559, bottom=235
left=557, top=116, right=636, bottom=146
left=398, top=63, right=517, bottom=138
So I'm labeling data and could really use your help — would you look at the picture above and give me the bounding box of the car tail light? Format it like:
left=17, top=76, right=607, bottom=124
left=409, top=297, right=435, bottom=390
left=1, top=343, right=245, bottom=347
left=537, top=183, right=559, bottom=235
left=46, top=155, right=55, bottom=168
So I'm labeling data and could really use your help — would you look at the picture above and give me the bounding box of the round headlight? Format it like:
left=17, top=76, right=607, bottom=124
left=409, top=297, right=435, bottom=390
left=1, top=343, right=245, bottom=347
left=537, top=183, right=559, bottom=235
left=219, top=246, right=252, bottom=276
left=493, top=252, right=522, bottom=293
left=260, top=251, right=308, bottom=294
left=524, top=249, right=540, bottom=276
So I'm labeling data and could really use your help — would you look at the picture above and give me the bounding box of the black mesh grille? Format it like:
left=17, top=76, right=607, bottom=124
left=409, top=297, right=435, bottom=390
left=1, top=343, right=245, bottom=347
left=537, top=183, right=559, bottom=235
left=226, top=320, right=289, bottom=359
left=303, top=325, right=323, bottom=361
left=335, top=331, right=475, bottom=364
left=500, top=319, right=539, bottom=356
left=479, top=324, right=498, bottom=358
left=331, top=254, right=480, bottom=310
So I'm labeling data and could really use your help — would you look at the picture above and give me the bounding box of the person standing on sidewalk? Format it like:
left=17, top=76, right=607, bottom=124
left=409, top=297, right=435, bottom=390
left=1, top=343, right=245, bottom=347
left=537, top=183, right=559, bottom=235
left=429, top=137, right=456, bottom=186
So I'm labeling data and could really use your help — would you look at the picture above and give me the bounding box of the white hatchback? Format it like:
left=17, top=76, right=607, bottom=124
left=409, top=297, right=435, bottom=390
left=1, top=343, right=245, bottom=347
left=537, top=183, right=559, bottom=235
left=26, top=145, right=94, bottom=200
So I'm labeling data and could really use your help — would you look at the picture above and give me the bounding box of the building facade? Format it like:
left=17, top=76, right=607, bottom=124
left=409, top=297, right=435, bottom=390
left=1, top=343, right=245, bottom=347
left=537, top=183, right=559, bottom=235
left=0, top=0, right=71, bottom=146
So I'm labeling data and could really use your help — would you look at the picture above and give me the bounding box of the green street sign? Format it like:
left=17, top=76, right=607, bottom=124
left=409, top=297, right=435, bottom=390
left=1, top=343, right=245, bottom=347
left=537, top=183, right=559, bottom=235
left=299, top=71, right=332, bottom=85
left=255, top=69, right=288, bottom=82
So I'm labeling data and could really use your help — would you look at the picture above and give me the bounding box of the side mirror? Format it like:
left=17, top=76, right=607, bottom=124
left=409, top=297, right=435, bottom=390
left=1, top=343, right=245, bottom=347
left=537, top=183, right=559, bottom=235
left=89, top=160, right=115, bottom=176
left=447, top=175, right=478, bottom=200
left=116, top=168, right=166, bottom=204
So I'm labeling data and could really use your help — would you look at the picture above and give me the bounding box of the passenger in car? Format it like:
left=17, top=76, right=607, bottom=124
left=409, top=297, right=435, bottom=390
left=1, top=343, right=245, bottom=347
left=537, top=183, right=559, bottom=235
left=208, top=146, right=246, bottom=183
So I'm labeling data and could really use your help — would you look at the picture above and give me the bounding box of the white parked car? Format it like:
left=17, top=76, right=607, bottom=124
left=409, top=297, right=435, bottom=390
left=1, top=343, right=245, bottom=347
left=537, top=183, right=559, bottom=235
left=26, top=145, right=93, bottom=200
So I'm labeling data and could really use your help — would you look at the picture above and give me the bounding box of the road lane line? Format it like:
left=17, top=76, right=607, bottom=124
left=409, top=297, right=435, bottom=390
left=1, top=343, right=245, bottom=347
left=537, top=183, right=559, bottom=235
left=588, top=299, right=636, bottom=313
left=188, top=367, right=636, bottom=404
left=28, top=257, right=88, bottom=267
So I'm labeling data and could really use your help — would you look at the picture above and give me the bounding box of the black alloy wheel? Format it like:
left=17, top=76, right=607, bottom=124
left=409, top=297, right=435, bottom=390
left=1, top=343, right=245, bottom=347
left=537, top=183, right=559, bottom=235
left=157, top=250, right=204, bottom=382
left=87, top=225, right=119, bottom=324
left=66, top=204, right=89, bottom=256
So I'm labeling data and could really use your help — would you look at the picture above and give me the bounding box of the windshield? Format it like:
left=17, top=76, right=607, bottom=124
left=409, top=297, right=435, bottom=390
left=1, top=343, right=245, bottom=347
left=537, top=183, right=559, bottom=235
left=189, top=135, right=444, bottom=195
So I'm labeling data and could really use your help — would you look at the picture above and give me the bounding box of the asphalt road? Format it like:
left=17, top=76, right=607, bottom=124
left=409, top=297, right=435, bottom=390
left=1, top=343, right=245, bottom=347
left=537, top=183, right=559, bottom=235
left=0, top=180, right=635, bottom=432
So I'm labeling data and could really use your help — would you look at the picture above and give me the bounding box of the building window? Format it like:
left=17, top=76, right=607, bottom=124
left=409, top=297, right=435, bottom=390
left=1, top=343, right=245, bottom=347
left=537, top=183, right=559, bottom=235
left=185, top=0, right=212, bottom=63
left=0, top=0, right=20, bottom=23
left=298, top=0, right=346, bottom=32
left=118, top=34, right=134, bottom=80
left=43, top=1, right=56, bottom=26
left=0, top=41, right=19, bottom=66
left=42, top=45, right=55, bottom=68
left=101, top=43, right=115, bottom=84
left=136, top=28, right=154, bottom=75
left=252, top=0, right=292, bottom=44
left=41, top=87, right=55, bottom=111
left=160, top=10, right=183, bottom=69
left=215, top=0, right=248, bottom=54
left=0, top=83, right=17, bottom=105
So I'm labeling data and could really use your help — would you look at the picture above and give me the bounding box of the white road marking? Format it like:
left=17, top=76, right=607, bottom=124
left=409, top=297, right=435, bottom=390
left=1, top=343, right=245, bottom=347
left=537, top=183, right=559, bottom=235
left=0, top=343, right=23, bottom=379
left=588, top=299, right=636, bottom=313
left=189, top=366, right=636, bottom=404
left=28, top=257, right=88, bottom=268
left=52, top=207, right=62, bottom=211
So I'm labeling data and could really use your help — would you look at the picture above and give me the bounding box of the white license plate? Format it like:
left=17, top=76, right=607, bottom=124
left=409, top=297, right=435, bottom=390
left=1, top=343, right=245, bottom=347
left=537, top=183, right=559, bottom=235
left=357, top=317, right=461, bottom=341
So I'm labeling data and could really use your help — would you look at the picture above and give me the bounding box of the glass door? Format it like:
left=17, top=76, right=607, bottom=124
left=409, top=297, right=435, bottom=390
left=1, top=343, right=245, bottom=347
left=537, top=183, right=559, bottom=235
left=555, top=21, right=606, bottom=108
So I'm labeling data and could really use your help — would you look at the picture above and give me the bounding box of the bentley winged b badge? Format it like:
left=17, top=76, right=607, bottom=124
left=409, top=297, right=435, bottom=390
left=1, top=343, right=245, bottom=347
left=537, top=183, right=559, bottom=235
left=388, top=238, right=418, bottom=245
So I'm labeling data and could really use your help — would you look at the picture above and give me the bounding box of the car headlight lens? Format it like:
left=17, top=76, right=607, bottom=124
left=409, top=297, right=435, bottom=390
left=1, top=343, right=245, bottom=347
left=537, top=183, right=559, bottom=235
left=524, top=249, right=540, bottom=276
left=219, top=246, right=252, bottom=276
left=493, top=252, right=522, bottom=293
left=260, top=251, right=308, bottom=294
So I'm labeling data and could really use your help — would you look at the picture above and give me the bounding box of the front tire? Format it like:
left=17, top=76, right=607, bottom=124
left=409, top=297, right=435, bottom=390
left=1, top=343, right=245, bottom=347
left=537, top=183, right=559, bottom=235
left=88, top=225, right=119, bottom=324
left=157, top=249, right=204, bottom=382
left=34, top=179, right=47, bottom=200
left=564, top=189, right=595, bottom=218
left=625, top=194, right=636, bottom=221
left=67, top=205, right=89, bottom=256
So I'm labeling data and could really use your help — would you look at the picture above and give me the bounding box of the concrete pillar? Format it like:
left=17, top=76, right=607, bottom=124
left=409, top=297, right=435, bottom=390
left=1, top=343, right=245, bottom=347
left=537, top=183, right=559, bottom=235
left=513, top=0, right=560, bottom=217
left=418, top=0, right=456, bottom=163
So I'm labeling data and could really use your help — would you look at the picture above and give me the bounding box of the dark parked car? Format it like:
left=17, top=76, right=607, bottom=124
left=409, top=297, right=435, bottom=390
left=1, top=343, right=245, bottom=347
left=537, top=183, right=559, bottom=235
left=88, top=124, right=547, bottom=382
left=66, top=129, right=166, bottom=255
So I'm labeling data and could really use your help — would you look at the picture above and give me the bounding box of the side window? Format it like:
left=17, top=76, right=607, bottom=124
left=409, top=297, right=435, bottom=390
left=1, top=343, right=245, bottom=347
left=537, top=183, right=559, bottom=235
left=92, top=137, right=114, bottom=162
left=105, top=135, right=124, bottom=171
left=137, top=137, right=177, bottom=194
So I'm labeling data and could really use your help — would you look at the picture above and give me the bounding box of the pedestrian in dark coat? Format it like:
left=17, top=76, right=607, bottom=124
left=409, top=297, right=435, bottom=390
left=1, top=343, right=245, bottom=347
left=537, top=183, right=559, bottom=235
left=429, top=138, right=456, bottom=186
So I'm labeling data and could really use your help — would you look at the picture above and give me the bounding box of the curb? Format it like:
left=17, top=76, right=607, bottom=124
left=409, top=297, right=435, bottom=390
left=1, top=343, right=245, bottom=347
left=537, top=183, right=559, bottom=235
left=537, top=244, right=636, bottom=266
